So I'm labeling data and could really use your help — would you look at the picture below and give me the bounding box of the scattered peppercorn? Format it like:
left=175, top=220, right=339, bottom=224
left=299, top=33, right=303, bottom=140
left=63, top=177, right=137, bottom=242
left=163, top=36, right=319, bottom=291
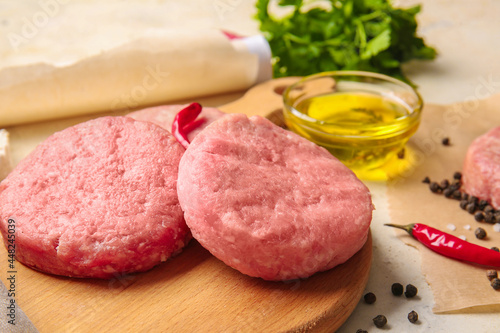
left=372, top=315, right=387, bottom=328
left=430, top=182, right=441, bottom=193
left=485, top=212, right=495, bottom=224
left=459, top=200, right=468, bottom=210
left=484, top=205, right=494, bottom=214
left=466, top=203, right=477, bottom=214
left=478, top=200, right=489, bottom=210
left=356, top=330, right=368, bottom=333
left=468, top=196, right=479, bottom=205
left=491, top=278, right=500, bottom=290
left=423, top=172, right=500, bottom=227
left=443, top=188, right=454, bottom=198
left=442, top=137, right=450, bottom=146
left=449, top=182, right=460, bottom=191
left=364, top=292, right=376, bottom=304
left=452, top=190, right=462, bottom=200
left=475, top=227, right=487, bottom=240
left=487, top=270, right=498, bottom=281
left=474, top=212, right=484, bottom=222
left=391, top=283, right=404, bottom=296
left=492, top=247, right=500, bottom=253
left=407, top=310, right=418, bottom=324
left=405, top=284, right=418, bottom=298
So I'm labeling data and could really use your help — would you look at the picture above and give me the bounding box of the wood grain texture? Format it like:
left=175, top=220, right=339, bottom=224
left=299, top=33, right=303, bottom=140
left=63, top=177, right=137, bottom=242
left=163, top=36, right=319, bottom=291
left=0, top=235, right=371, bottom=333
left=0, top=77, right=372, bottom=332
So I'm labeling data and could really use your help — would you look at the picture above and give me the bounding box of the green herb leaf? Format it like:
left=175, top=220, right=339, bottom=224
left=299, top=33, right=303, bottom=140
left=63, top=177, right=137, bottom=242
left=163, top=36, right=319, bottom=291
left=255, top=0, right=436, bottom=85
left=361, top=29, right=390, bottom=59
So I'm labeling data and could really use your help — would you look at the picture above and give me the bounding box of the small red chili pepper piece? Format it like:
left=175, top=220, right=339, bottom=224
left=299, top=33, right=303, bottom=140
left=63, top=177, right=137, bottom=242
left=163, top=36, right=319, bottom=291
left=171, top=102, right=203, bottom=149
left=385, top=223, right=500, bottom=268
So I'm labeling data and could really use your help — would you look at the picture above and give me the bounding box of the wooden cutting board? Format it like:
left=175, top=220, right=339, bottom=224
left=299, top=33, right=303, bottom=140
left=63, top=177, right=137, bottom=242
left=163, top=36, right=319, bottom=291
left=0, top=77, right=372, bottom=333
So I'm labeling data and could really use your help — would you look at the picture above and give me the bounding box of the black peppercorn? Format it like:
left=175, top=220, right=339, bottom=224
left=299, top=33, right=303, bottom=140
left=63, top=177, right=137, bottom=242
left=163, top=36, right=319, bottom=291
left=442, top=137, right=450, bottom=146
left=422, top=176, right=431, bottom=184
left=491, top=247, right=500, bottom=253
left=485, top=212, right=495, bottom=224
left=459, top=200, right=468, bottom=210
left=478, top=199, right=489, bottom=210
left=430, top=182, right=441, bottom=193
left=407, top=310, right=418, bottom=324
left=453, top=171, right=462, bottom=180
left=391, top=282, right=404, bottom=296
left=443, top=188, right=454, bottom=198
left=364, top=292, right=376, bottom=304
left=474, top=212, right=484, bottom=222
left=452, top=190, right=462, bottom=200
left=494, top=212, right=500, bottom=223
left=466, top=203, right=477, bottom=214
left=487, top=270, right=498, bottom=281
left=461, top=192, right=469, bottom=201
left=475, top=227, right=487, bottom=240
left=440, top=179, right=450, bottom=189
left=356, top=329, right=368, bottom=333
left=484, top=205, right=494, bottom=214
left=468, top=196, right=479, bottom=205
left=491, top=278, right=500, bottom=290
left=449, top=182, right=460, bottom=191
left=405, top=284, right=418, bottom=298
left=373, top=315, right=387, bottom=328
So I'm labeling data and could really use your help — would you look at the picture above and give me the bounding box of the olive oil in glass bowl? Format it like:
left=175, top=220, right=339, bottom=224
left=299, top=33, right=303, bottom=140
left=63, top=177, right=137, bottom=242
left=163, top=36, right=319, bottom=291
left=282, top=71, right=423, bottom=174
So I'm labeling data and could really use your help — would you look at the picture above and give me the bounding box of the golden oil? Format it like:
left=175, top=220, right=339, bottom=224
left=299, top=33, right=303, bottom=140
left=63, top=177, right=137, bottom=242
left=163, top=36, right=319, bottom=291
left=284, top=92, right=420, bottom=172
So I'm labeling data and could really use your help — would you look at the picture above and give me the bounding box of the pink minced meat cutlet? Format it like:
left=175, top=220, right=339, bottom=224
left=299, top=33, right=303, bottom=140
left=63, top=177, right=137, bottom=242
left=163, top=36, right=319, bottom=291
left=0, top=116, right=189, bottom=279
left=462, top=126, right=500, bottom=209
left=177, top=113, right=373, bottom=281
left=127, top=104, right=225, bottom=142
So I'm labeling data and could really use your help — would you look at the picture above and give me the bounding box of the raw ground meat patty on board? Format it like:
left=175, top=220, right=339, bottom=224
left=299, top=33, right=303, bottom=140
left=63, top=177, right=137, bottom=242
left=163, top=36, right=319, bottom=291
left=177, top=113, right=373, bottom=281
left=127, top=104, right=225, bottom=141
left=0, top=116, right=189, bottom=279
left=462, top=126, right=500, bottom=209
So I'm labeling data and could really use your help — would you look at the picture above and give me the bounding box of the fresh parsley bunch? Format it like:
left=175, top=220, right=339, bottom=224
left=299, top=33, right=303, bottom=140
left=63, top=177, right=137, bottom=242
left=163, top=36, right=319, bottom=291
left=255, top=0, right=436, bottom=84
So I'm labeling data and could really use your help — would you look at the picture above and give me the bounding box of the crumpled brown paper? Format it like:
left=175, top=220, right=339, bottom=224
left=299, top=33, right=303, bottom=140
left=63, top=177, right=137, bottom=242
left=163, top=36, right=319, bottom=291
left=387, top=93, right=500, bottom=313
left=0, top=280, right=38, bottom=332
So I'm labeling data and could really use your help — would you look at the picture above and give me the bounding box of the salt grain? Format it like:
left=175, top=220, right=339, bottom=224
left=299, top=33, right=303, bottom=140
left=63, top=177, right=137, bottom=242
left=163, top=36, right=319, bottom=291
left=459, top=235, right=467, bottom=241
left=463, top=224, right=471, bottom=230
left=447, top=224, right=456, bottom=231
left=493, top=223, right=500, bottom=233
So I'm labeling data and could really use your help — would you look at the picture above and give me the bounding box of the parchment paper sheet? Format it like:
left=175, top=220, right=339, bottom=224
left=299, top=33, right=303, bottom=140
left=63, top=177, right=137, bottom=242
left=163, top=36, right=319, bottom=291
left=387, top=93, right=500, bottom=313
left=0, top=29, right=260, bottom=127
left=0, top=280, right=38, bottom=333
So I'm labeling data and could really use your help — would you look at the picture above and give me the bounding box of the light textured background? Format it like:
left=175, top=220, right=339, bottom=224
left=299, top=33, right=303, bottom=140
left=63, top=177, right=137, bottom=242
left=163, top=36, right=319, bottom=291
left=1, top=1, right=500, bottom=332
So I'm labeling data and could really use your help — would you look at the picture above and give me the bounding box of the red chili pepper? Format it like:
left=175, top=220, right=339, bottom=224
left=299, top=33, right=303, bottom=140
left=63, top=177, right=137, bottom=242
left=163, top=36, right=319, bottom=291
left=385, top=223, right=500, bottom=268
left=171, top=103, right=204, bottom=149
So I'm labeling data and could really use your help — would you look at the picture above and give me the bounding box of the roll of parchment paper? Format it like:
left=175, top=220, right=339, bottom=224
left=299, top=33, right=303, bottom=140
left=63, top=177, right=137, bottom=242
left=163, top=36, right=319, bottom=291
left=0, top=29, right=271, bottom=127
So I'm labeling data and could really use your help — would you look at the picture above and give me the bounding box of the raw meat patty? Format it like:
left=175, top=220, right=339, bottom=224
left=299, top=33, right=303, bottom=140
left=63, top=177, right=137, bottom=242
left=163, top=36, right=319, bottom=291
left=0, top=116, right=189, bottom=278
left=127, top=104, right=225, bottom=142
left=462, top=126, right=500, bottom=209
left=177, top=113, right=373, bottom=281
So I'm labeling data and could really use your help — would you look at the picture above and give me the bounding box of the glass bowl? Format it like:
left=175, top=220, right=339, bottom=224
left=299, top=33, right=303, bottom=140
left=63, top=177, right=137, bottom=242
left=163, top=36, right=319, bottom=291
left=282, top=71, right=423, bottom=173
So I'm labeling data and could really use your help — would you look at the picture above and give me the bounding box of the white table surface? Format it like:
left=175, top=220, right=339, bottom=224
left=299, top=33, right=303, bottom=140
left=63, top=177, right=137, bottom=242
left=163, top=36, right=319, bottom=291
left=3, top=1, right=500, bottom=332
